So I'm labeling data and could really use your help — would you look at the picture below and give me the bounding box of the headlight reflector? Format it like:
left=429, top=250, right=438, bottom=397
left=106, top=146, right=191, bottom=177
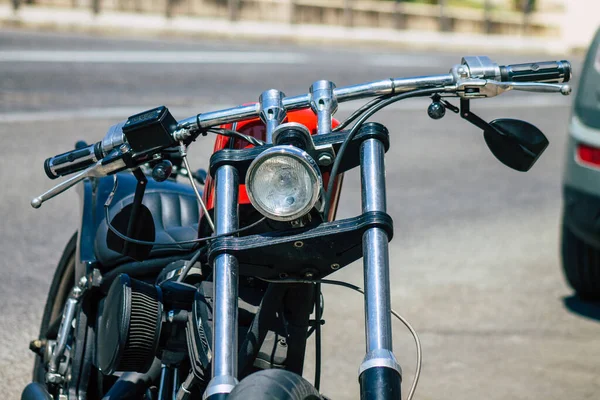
left=246, top=146, right=322, bottom=221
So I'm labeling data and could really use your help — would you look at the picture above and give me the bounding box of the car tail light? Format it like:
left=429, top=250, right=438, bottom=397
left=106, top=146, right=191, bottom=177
left=577, top=143, right=600, bottom=168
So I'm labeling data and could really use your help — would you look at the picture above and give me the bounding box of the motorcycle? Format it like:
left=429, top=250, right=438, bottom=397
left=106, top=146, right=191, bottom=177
left=22, top=56, right=572, bottom=400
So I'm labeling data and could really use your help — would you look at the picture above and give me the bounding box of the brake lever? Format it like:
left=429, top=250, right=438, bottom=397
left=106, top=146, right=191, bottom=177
left=456, top=78, right=572, bottom=99
left=31, top=149, right=127, bottom=209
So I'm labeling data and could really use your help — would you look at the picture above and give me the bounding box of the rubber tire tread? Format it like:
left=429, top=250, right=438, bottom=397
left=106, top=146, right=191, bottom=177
left=32, top=232, right=77, bottom=383
left=562, top=223, right=600, bottom=300
left=228, top=369, right=321, bottom=400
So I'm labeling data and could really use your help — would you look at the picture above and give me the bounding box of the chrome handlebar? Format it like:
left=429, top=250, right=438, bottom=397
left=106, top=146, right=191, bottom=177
left=175, top=56, right=571, bottom=132
left=176, top=74, right=458, bottom=132
left=31, top=56, right=572, bottom=209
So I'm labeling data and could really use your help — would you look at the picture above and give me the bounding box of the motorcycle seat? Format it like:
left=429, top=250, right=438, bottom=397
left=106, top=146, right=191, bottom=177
left=94, top=173, right=200, bottom=269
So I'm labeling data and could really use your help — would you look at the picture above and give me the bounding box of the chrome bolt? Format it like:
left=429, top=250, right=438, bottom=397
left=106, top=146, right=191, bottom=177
left=304, top=271, right=314, bottom=279
left=168, top=310, right=175, bottom=323
left=119, top=143, right=129, bottom=153
left=331, top=263, right=340, bottom=270
left=294, top=241, right=304, bottom=248
left=318, top=153, right=333, bottom=166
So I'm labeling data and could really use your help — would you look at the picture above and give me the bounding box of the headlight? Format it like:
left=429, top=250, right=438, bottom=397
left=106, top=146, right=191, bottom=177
left=246, top=146, right=322, bottom=221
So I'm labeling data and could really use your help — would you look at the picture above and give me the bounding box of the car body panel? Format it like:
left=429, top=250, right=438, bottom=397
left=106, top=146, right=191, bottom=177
left=564, top=117, right=600, bottom=198
left=563, top=26, right=600, bottom=244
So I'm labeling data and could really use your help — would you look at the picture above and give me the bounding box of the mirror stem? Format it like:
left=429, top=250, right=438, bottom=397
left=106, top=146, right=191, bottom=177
left=460, top=99, right=496, bottom=132
left=124, top=167, right=148, bottom=255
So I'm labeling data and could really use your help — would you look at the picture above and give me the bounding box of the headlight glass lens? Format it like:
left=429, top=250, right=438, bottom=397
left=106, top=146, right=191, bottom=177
left=247, top=147, right=321, bottom=221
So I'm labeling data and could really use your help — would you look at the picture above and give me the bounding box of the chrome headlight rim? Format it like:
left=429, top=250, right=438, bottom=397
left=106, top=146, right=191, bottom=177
left=246, top=145, right=322, bottom=222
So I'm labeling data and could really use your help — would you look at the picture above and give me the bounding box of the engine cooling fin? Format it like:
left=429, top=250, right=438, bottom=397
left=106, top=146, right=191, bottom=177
left=98, top=274, right=163, bottom=375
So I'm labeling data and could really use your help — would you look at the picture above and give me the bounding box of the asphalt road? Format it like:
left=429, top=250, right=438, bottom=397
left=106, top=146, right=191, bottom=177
left=1, top=29, right=598, bottom=400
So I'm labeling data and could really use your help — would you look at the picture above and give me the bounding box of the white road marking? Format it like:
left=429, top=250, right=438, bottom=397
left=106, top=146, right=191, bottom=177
left=365, top=54, right=448, bottom=67
left=0, top=96, right=570, bottom=124
left=0, top=50, right=309, bottom=64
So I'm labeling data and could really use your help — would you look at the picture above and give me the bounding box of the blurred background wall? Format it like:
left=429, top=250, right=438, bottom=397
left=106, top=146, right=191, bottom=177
left=3, top=0, right=599, bottom=52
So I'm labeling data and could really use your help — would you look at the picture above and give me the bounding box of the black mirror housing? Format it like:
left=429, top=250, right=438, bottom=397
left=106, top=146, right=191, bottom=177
left=484, top=119, right=549, bottom=172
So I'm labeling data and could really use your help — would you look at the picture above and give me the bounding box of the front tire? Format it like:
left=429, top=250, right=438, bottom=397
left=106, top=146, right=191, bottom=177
left=561, top=223, right=600, bottom=300
left=228, top=369, right=321, bottom=400
left=32, top=233, right=77, bottom=383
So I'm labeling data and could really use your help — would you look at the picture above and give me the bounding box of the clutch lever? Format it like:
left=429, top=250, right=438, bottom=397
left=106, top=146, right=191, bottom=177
left=31, top=149, right=127, bottom=209
left=456, top=78, right=572, bottom=99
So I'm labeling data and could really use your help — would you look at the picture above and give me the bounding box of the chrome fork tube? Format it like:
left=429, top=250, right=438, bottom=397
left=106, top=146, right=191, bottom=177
left=204, top=165, right=240, bottom=399
left=358, top=138, right=402, bottom=399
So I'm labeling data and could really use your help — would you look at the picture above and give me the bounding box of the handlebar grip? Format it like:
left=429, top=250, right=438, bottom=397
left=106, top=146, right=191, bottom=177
left=44, top=142, right=104, bottom=179
left=499, top=60, right=571, bottom=83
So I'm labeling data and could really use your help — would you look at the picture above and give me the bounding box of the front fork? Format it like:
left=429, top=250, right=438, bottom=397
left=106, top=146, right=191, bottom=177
left=204, top=165, right=240, bottom=399
left=358, top=138, right=402, bottom=399
left=205, top=92, right=400, bottom=398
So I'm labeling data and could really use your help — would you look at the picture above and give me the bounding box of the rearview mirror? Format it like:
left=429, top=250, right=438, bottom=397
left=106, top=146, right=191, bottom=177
left=484, top=119, right=549, bottom=172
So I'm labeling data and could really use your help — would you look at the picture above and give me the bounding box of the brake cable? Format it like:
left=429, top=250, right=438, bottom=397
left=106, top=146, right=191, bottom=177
left=323, top=87, right=442, bottom=219
left=332, top=93, right=394, bottom=133
left=259, top=277, right=422, bottom=400
left=179, top=142, right=215, bottom=232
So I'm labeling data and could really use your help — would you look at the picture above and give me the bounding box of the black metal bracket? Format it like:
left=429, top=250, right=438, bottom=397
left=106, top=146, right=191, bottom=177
left=460, top=98, right=492, bottom=131
left=122, top=167, right=147, bottom=256
left=207, top=211, right=394, bottom=280
left=208, top=124, right=390, bottom=183
left=440, top=98, right=459, bottom=114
